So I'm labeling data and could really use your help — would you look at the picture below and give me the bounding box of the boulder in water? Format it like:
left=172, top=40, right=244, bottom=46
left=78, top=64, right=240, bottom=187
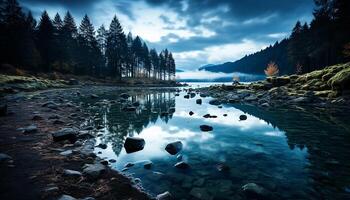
left=196, top=99, right=202, bottom=104
left=124, top=137, right=145, bottom=153
left=174, top=161, right=190, bottom=169
left=165, top=141, right=183, bottom=155
left=200, top=125, right=213, bottom=132
left=209, top=99, right=221, bottom=105
left=51, top=128, right=77, bottom=142
left=239, top=115, right=247, bottom=121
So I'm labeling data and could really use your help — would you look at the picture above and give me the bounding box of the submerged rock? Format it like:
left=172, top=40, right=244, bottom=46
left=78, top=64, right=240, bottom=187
left=124, top=137, right=145, bottom=153
left=51, top=128, right=77, bottom=142
left=200, top=125, right=213, bottom=132
left=189, top=188, right=212, bottom=200
left=32, top=115, right=43, bottom=120
left=96, top=143, right=107, bottom=149
left=156, top=191, right=173, bottom=200
left=120, top=93, right=130, bottom=99
left=20, top=124, right=38, bottom=134
left=184, top=94, right=190, bottom=99
left=241, top=183, right=268, bottom=198
left=144, top=161, right=153, bottom=169
left=239, top=115, right=247, bottom=121
left=174, top=161, right=190, bottom=169
left=58, top=195, right=77, bottom=200
left=168, top=107, right=176, bottom=113
left=90, top=94, right=99, bottom=99
left=196, top=99, right=202, bottom=104
left=216, top=163, right=230, bottom=172
left=189, top=111, right=194, bottom=116
left=165, top=141, right=183, bottom=155
left=124, top=162, right=134, bottom=167
left=63, top=169, right=82, bottom=178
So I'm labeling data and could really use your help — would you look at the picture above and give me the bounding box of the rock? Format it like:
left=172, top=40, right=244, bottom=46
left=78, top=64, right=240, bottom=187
left=223, top=114, right=227, bottom=117
left=290, top=96, right=311, bottom=104
left=21, top=124, right=38, bottom=134
left=190, top=188, right=212, bottom=200
left=239, top=115, right=247, bottom=121
left=82, top=163, right=106, bottom=179
left=218, top=106, right=222, bottom=108
left=165, top=141, right=183, bottom=155
left=124, top=162, right=134, bottom=167
left=261, top=103, right=270, bottom=107
left=267, top=76, right=290, bottom=87
left=84, top=126, right=94, bottom=130
left=53, top=119, right=65, bottom=125
left=44, top=186, right=59, bottom=193
left=96, top=143, right=107, bottom=149
left=120, top=93, right=130, bottom=99
left=60, top=150, right=73, bottom=156
left=200, top=93, right=207, bottom=98
left=0, top=104, right=7, bottom=116
left=32, top=115, right=43, bottom=120
left=0, top=153, right=12, bottom=162
left=77, top=131, right=94, bottom=139
left=42, top=101, right=59, bottom=110
left=175, top=93, right=180, bottom=96
left=122, top=106, right=136, bottom=111
left=174, top=161, right=190, bottom=169
left=216, top=163, right=230, bottom=172
left=124, top=137, right=145, bottom=153
left=90, top=94, right=98, bottom=99
left=196, top=99, right=202, bottom=104
left=132, top=101, right=140, bottom=107
left=156, top=191, right=173, bottom=200
left=109, top=159, right=116, bottom=163
left=80, top=197, right=95, bottom=200
left=193, top=178, right=205, bottom=187
left=241, top=183, right=268, bottom=198
left=80, top=139, right=96, bottom=157
left=209, top=99, right=221, bottom=105
left=52, top=128, right=77, bottom=142
left=144, top=161, right=153, bottom=169
left=184, top=94, right=190, bottom=99
left=58, top=194, right=77, bottom=200
left=176, top=154, right=183, bottom=161
left=168, top=107, right=176, bottom=113
left=49, top=114, right=60, bottom=119
left=203, top=114, right=210, bottom=118
left=100, top=160, right=108, bottom=165
left=327, top=66, right=350, bottom=91
left=200, top=125, right=213, bottom=132
left=68, top=79, right=79, bottom=85
left=63, top=169, right=82, bottom=178
left=189, top=111, right=194, bottom=116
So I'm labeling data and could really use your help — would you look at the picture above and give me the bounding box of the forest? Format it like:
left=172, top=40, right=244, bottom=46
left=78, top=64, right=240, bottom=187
left=0, top=0, right=176, bottom=81
left=199, top=0, right=350, bottom=75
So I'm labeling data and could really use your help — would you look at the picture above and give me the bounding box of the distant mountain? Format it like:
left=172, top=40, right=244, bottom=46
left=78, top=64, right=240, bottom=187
left=176, top=69, right=184, bottom=72
left=199, top=39, right=293, bottom=75
left=198, top=64, right=215, bottom=71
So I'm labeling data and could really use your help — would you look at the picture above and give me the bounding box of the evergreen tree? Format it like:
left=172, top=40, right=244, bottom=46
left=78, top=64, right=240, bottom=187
left=36, top=11, right=54, bottom=71
left=61, top=11, right=78, bottom=73
left=142, top=42, right=151, bottom=78
left=131, top=36, right=143, bottom=77
left=150, top=48, right=159, bottom=79
left=96, top=24, right=107, bottom=75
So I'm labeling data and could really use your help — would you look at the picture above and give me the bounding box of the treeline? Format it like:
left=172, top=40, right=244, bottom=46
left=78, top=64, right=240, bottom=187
left=201, top=0, right=350, bottom=75
left=0, top=0, right=176, bottom=81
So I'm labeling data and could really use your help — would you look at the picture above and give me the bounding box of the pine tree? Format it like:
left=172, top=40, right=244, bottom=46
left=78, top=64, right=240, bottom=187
left=37, top=10, right=54, bottom=71
left=150, top=49, right=159, bottom=79
left=96, top=24, right=107, bottom=75
left=61, top=11, right=78, bottom=73
left=142, top=42, right=151, bottom=78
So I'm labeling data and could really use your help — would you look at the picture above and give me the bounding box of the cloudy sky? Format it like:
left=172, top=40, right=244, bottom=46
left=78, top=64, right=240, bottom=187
left=20, top=0, right=315, bottom=71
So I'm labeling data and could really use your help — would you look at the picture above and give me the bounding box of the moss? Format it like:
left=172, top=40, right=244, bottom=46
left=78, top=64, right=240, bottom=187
left=327, top=65, right=350, bottom=91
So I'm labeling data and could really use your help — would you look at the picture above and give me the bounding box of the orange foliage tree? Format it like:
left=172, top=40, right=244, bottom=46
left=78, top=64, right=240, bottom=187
left=264, top=61, right=279, bottom=77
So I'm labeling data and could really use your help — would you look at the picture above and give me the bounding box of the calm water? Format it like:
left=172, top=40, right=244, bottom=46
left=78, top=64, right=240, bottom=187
left=78, top=87, right=350, bottom=200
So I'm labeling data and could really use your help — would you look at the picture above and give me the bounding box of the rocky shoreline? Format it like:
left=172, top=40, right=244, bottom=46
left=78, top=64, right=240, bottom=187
left=195, top=63, right=350, bottom=109
left=0, top=88, right=165, bottom=200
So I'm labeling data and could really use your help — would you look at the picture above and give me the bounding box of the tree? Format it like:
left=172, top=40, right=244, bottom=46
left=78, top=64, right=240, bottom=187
left=150, top=49, right=159, bottom=79
left=142, top=42, right=151, bottom=78
left=36, top=11, right=54, bottom=71
left=96, top=24, right=107, bottom=75
left=61, top=11, right=78, bottom=73
left=106, top=15, right=127, bottom=79
left=264, top=61, right=279, bottom=77
left=131, top=36, right=143, bottom=77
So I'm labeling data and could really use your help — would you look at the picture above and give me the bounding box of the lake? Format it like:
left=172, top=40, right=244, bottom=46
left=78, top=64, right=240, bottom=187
left=77, top=86, right=350, bottom=200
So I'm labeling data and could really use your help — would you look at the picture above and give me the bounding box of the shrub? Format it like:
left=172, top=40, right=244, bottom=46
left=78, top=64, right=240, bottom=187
left=264, top=62, right=279, bottom=77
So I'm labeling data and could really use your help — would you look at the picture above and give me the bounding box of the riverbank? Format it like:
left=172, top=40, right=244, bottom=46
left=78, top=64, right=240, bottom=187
left=196, top=63, right=350, bottom=109
left=0, top=72, right=183, bottom=97
left=0, top=87, right=160, bottom=200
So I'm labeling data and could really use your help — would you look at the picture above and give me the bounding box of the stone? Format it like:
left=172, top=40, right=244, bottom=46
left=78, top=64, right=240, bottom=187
left=190, top=188, right=212, bottom=200
left=239, top=115, right=247, bottom=121
left=0, top=104, right=7, bottom=116
left=196, top=99, right=202, bottom=104
left=189, top=111, right=194, bottom=116
left=174, top=161, right=190, bottom=169
left=68, top=79, right=79, bottom=85
left=122, top=106, right=136, bottom=111
left=241, top=183, right=268, bottom=198
left=60, top=150, right=73, bottom=156
left=176, top=154, right=183, bottom=161
left=200, top=93, right=207, bottom=98
left=100, top=160, right=108, bottom=165
left=90, top=94, right=98, bottom=99
left=49, top=114, right=60, bottom=119
left=216, top=163, right=230, bottom=172
left=21, top=124, right=38, bottom=134
left=184, top=94, right=190, bottom=99
left=58, top=194, right=77, bottom=200
left=190, top=93, right=196, bottom=98
left=63, top=169, right=82, bottom=178
left=0, top=153, right=12, bottom=162
left=156, top=191, right=173, bottom=200
left=200, top=125, right=213, bottom=132
left=96, top=143, right=107, bottom=149
left=125, top=162, right=134, bottom=167
left=193, top=178, right=205, bottom=187
left=165, top=141, right=183, bottom=155
left=52, top=128, right=77, bottom=142
left=223, top=114, right=227, bottom=117
left=261, top=103, right=270, bottom=107
left=120, top=93, right=130, bottom=99
left=80, top=139, right=96, bottom=157
left=132, top=101, right=140, bottom=107
left=109, top=159, right=116, bottom=163
left=124, top=137, right=145, bottom=153
left=77, top=131, right=94, bottom=139
left=82, top=163, right=106, bottom=179
left=209, top=99, right=221, bottom=105
left=144, top=161, right=153, bottom=169
left=80, top=197, right=95, bottom=200
left=32, top=115, right=43, bottom=120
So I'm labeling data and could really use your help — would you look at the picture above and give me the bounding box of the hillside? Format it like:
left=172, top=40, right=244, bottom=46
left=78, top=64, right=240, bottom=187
left=199, top=39, right=293, bottom=75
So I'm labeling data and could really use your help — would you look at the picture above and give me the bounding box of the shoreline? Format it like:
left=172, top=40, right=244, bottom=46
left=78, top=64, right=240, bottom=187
left=0, top=87, right=154, bottom=200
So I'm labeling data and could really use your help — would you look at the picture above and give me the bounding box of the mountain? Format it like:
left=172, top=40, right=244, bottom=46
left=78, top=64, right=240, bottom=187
left=176, top=69, right=184, bottom=72
left=198, top=64, right=215, bottom=71
left=199, top=39, right=293, bottom=75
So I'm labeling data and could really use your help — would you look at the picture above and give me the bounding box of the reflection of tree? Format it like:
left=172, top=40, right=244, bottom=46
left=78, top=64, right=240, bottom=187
left=83, top=90, right=175, bottom=156
left=233, top=104, right=350, bottom=199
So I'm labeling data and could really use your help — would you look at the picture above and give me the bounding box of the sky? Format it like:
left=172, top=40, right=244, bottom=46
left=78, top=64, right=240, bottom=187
left=19, top=0, right=315, bottom=71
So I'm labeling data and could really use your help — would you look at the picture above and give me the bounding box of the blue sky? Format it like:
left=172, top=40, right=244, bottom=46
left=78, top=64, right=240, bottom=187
left=20, top=0, right=315, bottom=71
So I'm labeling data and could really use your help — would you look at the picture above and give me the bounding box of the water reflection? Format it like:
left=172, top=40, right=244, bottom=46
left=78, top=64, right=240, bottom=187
left=78, top=88, right=350, bottom=200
